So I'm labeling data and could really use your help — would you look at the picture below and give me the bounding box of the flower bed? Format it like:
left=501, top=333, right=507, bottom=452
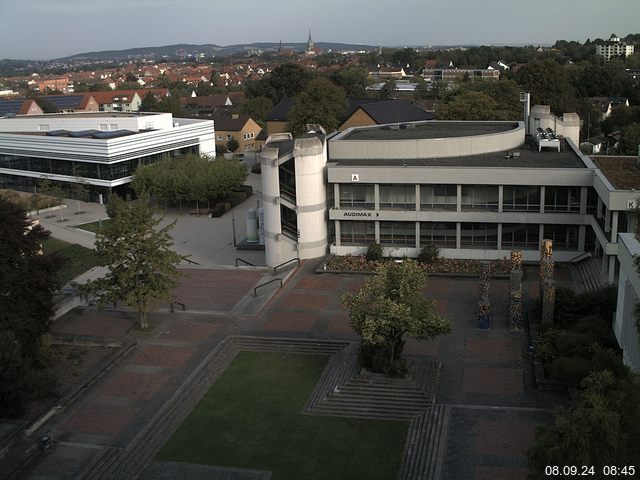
left=323, top=254, right=511, bottom=276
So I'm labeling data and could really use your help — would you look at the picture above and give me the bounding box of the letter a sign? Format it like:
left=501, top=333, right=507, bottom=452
left=351, top=174, right=360, bottom=182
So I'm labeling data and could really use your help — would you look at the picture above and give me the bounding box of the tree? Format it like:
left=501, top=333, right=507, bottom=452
left=245, top=63, right=313, bottom=104
left=239, top=96, right=273, bottom=124
left=0, top=330, right=30, bottom=417
left=140, top=91, right=160, bottom=112
left=0, top=196, right=58, bottom=360
left=287, top=77, right=347, bottom=134
left=379, top=78, right=397, bottom=99
left=331, top=66, right=370, bottom=98
left=528, top=370, right=640, bottom=478
left=618, top=122, right=640, bottom=155
left=226, top=137, right=240, bottom=154
left=436, top=90, right=511, bottom=121
left=81, top=196, right=184, bottom=329
left=514, top=59, right=577, bottom=114
left=342, top=260, right=451, bottom=373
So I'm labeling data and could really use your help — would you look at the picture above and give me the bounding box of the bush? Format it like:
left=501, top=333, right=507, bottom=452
left=417, top=245, right=439, bottom=264
left=365, top=243, right=384, bottom=262
left=0, top=331, right=30, bottom=418
left=550, top=355, right=593, bottom=388
left=554, top=331, right=594, bottom=357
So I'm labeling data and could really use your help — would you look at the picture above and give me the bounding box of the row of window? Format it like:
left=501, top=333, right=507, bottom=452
left=339, top=221, right=579, bottom=250
left=338, top=184, right=587, bottom=213
left=0, top=147, right=198, bottom=181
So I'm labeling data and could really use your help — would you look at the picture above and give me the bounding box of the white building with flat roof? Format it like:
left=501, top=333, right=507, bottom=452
left=0, top=112, right=215, bottom=199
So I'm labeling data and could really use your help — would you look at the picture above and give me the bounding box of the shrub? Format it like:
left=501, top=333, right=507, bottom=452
left=554, top=330, right=594, bottom=357
left=365, top=243, right=384, bottom=262
left=550, top=355, right=593, bottom=388
left=0, top=331, right=30, bottom=418
left=417, top=245, right=439, bottom=264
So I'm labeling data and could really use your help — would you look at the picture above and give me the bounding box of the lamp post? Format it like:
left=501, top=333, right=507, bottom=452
left=232, top=209, right=237, bottom=247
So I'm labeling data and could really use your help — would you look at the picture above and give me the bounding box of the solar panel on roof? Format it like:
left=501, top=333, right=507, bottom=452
left=41, top=95, right=84, bottom=109
left=91, top=130, right=135, bottom=139
left=46, top=130, right=70, bottom=136
left=0, top=100, right=23, bottom=115
left=69, top=130, right=100, bottom=137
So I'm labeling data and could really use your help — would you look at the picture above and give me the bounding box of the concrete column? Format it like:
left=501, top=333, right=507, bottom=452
left=456, top=184, right=462, bottom=212
left=456, top=222, right=461, bottom=249
left=335, top=221, right=341, bottom=246
left=261, top=146, right=284, bottom=267
left=597, top=197, right=603, bottom=219
left=611, top=211, right=619, bottom=240
left=415, top=222, right=420, bottom=248
left=333, top=184, right=340, bottom=209
left=293, top=136, right=328, bottom=260
left=498, top=185, right=504, bottom=213
left=579, top=186, right=588, bottom=215
left=375, top=221, right=380, bottom=243
left=374, top=184, right=380, bottom=211
left=415, top=184, right=420, bottom=212
left=497, top=223, right=503, bottom=250
left=540, top=186, right=545, bottom=213
left=605, top=208, right=611, bottom=233
left=578, top=225, right=586, bottom=251
left=608, top=255, right=616, bottom=284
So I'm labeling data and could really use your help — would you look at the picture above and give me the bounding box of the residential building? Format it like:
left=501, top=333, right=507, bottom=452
left=213, top=113, right=262, bottom=153
left=0, top=99, right=44, bottom=117
left=38, top=94, right=99, bottom=113
left=421, top=67, right=500, bottom=82
left=0, top=112, right=215, bottom=200
left=338, top=99, right=433, bottom=131
left=596, top=34, right=635, bottom=61
left=265, top=97, right=295, bottom=135
left=91, top=91, right=143, bottom=112
left=36, top=76, right=73, bottom=93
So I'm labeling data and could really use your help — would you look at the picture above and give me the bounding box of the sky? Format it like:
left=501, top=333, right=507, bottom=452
left=0, top=0, right=638, bottom=60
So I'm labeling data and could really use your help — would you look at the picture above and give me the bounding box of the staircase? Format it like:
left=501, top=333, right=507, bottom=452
left=571, top=257, right=607, bottom=293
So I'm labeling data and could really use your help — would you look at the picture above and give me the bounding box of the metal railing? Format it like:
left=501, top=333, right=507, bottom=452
left=235, top=257, right=255, bottom=267
left=274, top=257, right=300, bottom=274
left=568, top=251, right=592, bottom=263
left=253, top=278, right=283, bottom=296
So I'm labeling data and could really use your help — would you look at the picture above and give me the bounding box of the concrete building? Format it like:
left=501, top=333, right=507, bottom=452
left=0, top=112, right=215, bottom=200
left=259, top=108, right=640, bottom=290
left=596, top=34, right=635, bottom=62
left=614, top=233, right=640, bottom=372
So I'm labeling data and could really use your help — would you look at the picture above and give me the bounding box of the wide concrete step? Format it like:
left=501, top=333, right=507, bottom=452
left=335, top=385, right=428, bottom=399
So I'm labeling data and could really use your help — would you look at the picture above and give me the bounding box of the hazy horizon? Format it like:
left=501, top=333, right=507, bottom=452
left=0, top=0, right=638, bottom=61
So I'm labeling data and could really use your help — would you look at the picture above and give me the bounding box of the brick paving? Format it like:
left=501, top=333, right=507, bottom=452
left=96, top=371, right=172, bottom=400
left=18, top=261, right=572, bottom=480
left=133, top=345, right=195, bottom=369
left=60, top=402, right=140, bottom=437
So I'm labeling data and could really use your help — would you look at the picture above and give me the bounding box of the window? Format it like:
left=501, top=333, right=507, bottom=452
left=544, top=186, right=580, bottom=213
left=280, top=205, right=298, bottom=240
left=420, top=184, right=456, bottom=210
left=380, top=222, right=416, bottom=247
left=379, top=184, right=416, bottom=210
left=340, top=221, right=375, bottom=245
left=339, top=184, right=374, bottom=209
left=503, top=186, right=540, bottom=211
left=461, top=185, right=499, bottom=211
left=38, top=124, right=49, bottom=132
left=460, top=223, right=498, bottom=249
left=502, top=224, right=540, bottom=249
left=420, top=222, right=456, bottom=248
left=217, top=135, right=223, bottom=141
left=99, top=124, right=108, bottom=130
left=543, top=224, right=578, bottom=250
left=226, top=135, right=232, bottom=141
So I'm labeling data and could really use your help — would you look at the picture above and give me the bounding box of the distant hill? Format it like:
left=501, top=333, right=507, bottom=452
left=56, top=42, right=379, bottom=62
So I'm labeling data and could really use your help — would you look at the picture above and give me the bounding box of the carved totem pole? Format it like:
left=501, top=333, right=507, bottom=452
left=540, top=239, right=556, bottom=324
left=509, top=250, right=523, bottom=330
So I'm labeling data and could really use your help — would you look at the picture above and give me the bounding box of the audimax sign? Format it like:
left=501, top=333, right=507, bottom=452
left=342, top=211, right=379, bottom=217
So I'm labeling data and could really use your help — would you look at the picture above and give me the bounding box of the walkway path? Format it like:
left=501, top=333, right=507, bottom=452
left=13, top=260, right=562, bottom=480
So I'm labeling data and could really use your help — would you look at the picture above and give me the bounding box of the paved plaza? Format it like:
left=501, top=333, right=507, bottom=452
left=6, top=257, right=569, bottom=480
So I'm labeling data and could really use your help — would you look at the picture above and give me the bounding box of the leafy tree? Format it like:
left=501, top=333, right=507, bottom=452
left=414, top=81, right=431, bottom=100
left=390, top=48, right=419, bottom=67
left=34, top=96, right=59, bottom=113
left=158, top=92, right=184, bottom=117
left=379, top=78, right=397, bottom=99
left=618, top=122, right=640, bottom=155
left=528, top=370, right=640, bottom=478
left=514, top=59, right=577, bottom=114
left=239, top=96, right=273, bottom=124
left=81, top=196, right=184, bottom=329
left=342, top=260, right=451, bottom=373
left=436, top=90, right=512, bottom=121
left=245, top=63, right=313, bottom=104
left=331, top=66, right=370, bottom=97
left=287, top=76, right=347, bottom=134
left=140, top=91, right=161, bottom=111
left=0, top=196, right=58, bottom=360
left=226, top=137, right=240, bottom=153
left=0, top=330, right=30, bottom=417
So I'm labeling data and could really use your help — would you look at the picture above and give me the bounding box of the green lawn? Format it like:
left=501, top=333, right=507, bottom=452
left=42, top=238, right=99, bottom=285
left=74, top=219, right=112, bottom=233
left=157, top=352, right=408, bottom=480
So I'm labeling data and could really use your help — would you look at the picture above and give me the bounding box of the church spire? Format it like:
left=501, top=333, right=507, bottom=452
left=307, top=30, right=314, bottom=53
